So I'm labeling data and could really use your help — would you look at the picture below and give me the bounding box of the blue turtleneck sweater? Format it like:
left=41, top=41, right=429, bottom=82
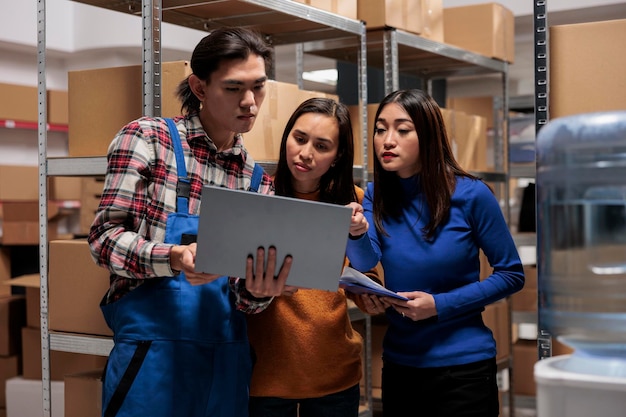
left=347, top=176, right=524, bottom=368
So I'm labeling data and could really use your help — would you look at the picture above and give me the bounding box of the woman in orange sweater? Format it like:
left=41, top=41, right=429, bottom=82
left=247, top=97, right=374, bottom=417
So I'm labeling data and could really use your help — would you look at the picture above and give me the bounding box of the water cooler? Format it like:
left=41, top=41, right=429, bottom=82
left=535, top=111, right=626, bottom=416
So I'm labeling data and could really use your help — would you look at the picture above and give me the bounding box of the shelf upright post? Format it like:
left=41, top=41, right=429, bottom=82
left=295, top=43, right=304, bottom=89
left=143, top=0, right=162, bottom=117
left=382, top=29, right=399, bottom=95
left=356, top=21, right=373, bottom=417
left=534, top=0, right=552, bottom=362
left=37, top=0, right=52, bottom=416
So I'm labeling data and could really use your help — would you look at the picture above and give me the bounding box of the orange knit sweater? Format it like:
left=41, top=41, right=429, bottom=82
left=247, top=186, right=368, bottom=398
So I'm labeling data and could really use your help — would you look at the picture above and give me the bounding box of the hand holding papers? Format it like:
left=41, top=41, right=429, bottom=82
left=339, top=266, right=408, bottom=300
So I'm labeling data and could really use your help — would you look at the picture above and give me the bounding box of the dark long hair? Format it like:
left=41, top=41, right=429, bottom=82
left=176, top=27, right=273, bottom=114
left=274, top=97, right=358, bottom=205
left=372, top=89, right=477, bottom=239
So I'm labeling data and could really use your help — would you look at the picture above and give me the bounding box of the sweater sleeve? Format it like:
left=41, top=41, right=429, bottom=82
left=346, top=183, right=381, bottom=271
left=433, top=180, right=525, bottom=321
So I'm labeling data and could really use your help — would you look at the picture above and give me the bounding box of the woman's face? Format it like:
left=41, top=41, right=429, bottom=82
left=285, top=112, right=340, bottom=193
left=373, top=102, right=421, bottom=178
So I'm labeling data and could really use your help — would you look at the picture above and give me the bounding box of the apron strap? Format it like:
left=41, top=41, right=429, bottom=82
left=164, top=118, right=190, bottom=214
left=249, top=162, right=264, bottom=192
left=103, top=340, right=152, bottom=417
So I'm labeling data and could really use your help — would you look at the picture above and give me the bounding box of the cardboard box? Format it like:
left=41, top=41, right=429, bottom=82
left=21, top=326, right=108, bottom=381
left=79, top=176, right=105, bottom=235
left=0, top=83, right=38, bottom=123
left=512, top=339, right=537, bottom=396
left=0, top=165, right=39, bottom=201
left=50, top=177, right=83, bottom=201
left=48, top=89, right=69, bottom=125
left=294, top=0, right=357, bottom=20
left=64, top=370, right=103, bottom=417
left=68, top=61, right=192, bottom=157
left=348, top=103, right=378, bottom=169
left=0, top=355, right=20, bottom=408
left=443, top=3, right=515, bottom=63
left=511, top=266, right=537, bottom=312
left=549, top=19, right=626, bottom=118
left=5, top=376, right=64, bottom=417
left=0, top=248, right=10, bottom=297
left=0, top=295, right=26, bottom=356
left=6, top=274, right=40, bottom=328
left=483, top=299, right=510, bottom=362
left=446, top=96, right=496, bottom=129
left=49, top=240, right=112, bottom=336
left=1, top=201, right=59, bottom=245
left=358, top=0, right=444, bottom=41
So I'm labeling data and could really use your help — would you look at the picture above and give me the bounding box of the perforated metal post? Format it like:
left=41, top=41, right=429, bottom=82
left=143, top=0, right=162, bottom=117
left=534, top=0, right=552, bottom=361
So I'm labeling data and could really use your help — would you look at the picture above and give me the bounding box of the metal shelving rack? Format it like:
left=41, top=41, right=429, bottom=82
left=37, top=1, right=371, bottom=416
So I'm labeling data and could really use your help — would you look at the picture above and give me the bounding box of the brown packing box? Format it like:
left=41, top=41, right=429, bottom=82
left=50, top=177, right=83, bottom=201
left=21, top=326, right=108, bottom=381
left=79, top=176, right=105, bottom=235
left=446, top=96, right=496, bottom=129
left=6, top=274, right=40, bottom=329
left=510, top=265, right=537, bottom=312
left=49, top=239, right=112, bottom=336
left=65, top=370, right=103, bottom=417
left=47, top=89, right=69, bottom=125
left=0, top=295, right=26, bottom=356
left=0, top=248, right=10, bottom=297
left=68, top=61, right=192, bottom=157
left=357, top=0, right=444, bottom=42
left=443, top=3, right=515, bottom=63
left=549, top=19, right=626, bottom=118
left=293, top=0, right=357, bottom=20
left=348, top=103, right=378, bottom=169
left=512, top=339, right=537, bottom=396
left=0, top=165, right=39, bottom=201
left=0, top=355, right=20, bottom=408
left=0, top=83, right=38, bottom=123
left=1, top=201, right=60, bottom=245
left=482, top=299, right=510, bottom=362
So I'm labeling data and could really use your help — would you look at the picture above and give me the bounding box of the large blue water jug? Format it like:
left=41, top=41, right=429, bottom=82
left=536, top=111, right=626, bottom=359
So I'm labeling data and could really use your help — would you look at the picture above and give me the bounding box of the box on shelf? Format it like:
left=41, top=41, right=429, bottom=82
left=5, top=376, right=64, bottom=417
left=511, top=265, right=537, bottom=312
left=79, top=176, right=105, bottom=235
left=48, top=89, right=69, bottom=125
left=446, top=96, right=496, bottom=129
left=549, top=18, right=626, bottom=119
left=68, top=61, right=192, bottom=157
left=357, top=0, right=443, bottom=41
left=443, top=3, right=515, bottom=63
left=64, top=370, right=103, bottom=417
left=5, top=274, right=39, bottom=328
left=1, top=201, right=60, bottom=245
left=0, top=165, right=39, bottom=201
left=482, top=299, right=511, bottom=362
left=512, top=338, right=537, bottom=396
left=0, top=355, right=20, bottom=409
left=49, top=239, right=112, bottom=336
left=0, top=295, right=26, bottom=356
left=293, top=0, right=357, bottom=20
left=0, top=83, right=38, bottom=123
left=21, top=326, right=108, bottom=381
left=0, top=248, right=10, bottom=297
left=50, top=177, right=83, bottom=201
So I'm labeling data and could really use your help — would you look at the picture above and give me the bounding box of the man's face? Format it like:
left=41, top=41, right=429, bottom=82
left=199, top=54, right=268, bottom=139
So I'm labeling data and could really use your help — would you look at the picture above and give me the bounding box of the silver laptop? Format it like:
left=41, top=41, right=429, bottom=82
left=194, top=185, right=353, bottom=291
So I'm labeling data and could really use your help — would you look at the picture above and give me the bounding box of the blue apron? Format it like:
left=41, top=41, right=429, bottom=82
left=101, top=118, right=264, bottom=417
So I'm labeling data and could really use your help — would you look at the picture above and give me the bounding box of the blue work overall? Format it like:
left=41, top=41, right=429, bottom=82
left=100, top=118, right=264, bottom=417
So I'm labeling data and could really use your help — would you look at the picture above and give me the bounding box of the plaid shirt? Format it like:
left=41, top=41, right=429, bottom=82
left=87, top=114, right=274, bottom=313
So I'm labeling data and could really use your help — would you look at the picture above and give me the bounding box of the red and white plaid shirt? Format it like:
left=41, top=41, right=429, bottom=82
left=87, top=114, right=274, bottom=313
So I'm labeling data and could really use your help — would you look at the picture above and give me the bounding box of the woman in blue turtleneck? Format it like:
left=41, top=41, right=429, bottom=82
left=347, top=89, right=524, bottom=417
